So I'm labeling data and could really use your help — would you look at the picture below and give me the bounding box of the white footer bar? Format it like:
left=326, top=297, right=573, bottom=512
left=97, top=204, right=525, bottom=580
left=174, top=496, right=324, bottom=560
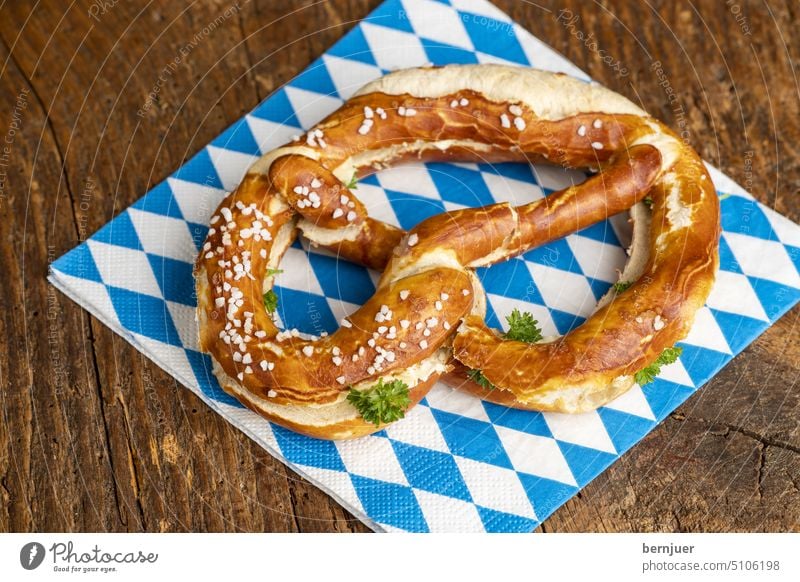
left=1, top=533, right=797, bottom=581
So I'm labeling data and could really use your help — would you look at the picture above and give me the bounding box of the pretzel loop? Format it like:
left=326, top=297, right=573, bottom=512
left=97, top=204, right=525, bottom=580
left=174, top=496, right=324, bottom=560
left=195, top=65, right=719, bottom=439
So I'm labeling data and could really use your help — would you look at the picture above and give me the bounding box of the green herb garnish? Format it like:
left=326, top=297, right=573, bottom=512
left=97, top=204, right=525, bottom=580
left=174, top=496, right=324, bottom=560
left=466, top=369, right=496, bottom=391
left=643, top=196, right=654, bottom=209
left=266, top=268, right=284, bottom=277
left=263, top=289, right=279, bottom=314
left=464, top=310, right=542, bottom=391
left=347, top=378, right=410, bottom=426
left=345, top=172, right=358, bottom=190
left=635, top=346, right=682, bottom=385
left=613, top=280, right=633, bottom=293
left=463, top=311, right=542, bottom=393
left=504, top=309, right=543, bottom=343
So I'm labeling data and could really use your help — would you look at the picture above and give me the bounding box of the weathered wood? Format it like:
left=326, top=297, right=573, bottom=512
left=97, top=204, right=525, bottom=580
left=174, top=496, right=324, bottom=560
left=0, top=0, right=796, bottom=533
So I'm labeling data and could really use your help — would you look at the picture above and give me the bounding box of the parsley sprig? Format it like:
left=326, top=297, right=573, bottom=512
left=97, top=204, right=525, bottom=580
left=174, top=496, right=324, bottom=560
left=347, top=379, right=410, bottom=426
left=613, top=280, right=633, bottom=293
left=263, top=289, right=279, bottom=314
left=504, top=309, right=543, bottom=343
left=345, top=172, right=358, bottom=190
left=467, top=309, right=542, bottom=389
left=635, top=347, right=682, bottom=385
left=466, top=369, right=495, bottom=391
left=266, top=268, right=284, bottom=277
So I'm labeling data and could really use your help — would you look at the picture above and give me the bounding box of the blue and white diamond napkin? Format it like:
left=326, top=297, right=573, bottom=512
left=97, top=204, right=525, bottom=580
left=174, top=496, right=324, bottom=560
left=49, top=0, right=800, bottom=532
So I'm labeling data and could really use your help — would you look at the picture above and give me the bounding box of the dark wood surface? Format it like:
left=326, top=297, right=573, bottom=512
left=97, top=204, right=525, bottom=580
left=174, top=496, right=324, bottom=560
left=0, top=0, right=797, bottom=533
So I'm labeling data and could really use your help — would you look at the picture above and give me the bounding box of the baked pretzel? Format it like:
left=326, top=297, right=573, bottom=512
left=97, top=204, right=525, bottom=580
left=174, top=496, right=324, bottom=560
left=195, top=64, right=719, bottom=439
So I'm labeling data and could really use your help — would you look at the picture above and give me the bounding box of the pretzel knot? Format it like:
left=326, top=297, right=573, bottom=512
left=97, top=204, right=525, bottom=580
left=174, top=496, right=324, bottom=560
left=195, top=65, right=720, bottom=439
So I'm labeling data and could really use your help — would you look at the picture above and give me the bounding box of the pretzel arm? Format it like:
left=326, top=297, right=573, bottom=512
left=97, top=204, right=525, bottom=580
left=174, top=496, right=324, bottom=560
left=197, top=180, right=473, bottom=405
left=384, top=144, right=661, bottom=278
left=451, top=126, right=720, bottom=412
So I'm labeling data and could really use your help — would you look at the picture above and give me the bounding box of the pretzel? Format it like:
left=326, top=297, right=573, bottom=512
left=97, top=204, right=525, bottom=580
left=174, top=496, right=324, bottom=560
left=195, top=64, right=719, bottom=439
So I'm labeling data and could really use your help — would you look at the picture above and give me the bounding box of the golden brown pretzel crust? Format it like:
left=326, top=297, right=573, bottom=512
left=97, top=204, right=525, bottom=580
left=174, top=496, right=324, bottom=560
left=195, top=64, right=720, bottom=437
left=451, top=123, right=720, bottom=412
left=215, top=364, right=440, bottom=440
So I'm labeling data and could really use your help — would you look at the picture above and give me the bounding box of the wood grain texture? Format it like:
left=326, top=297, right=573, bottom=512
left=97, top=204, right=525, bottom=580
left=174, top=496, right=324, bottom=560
left=0, top=0, right=796, bottom=533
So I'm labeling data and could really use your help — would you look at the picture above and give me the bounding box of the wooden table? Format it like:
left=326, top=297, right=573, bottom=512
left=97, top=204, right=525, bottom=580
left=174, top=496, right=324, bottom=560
left=1, top=0, right=797, bottom=533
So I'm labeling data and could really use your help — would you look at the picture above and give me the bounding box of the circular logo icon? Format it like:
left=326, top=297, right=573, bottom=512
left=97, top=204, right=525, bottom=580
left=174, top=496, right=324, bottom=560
left=20, top=542, right=46, bottom=570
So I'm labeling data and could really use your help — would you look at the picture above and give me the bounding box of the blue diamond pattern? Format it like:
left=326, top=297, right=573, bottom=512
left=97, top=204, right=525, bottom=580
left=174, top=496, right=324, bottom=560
left=131, top=181, right=185, bottom=220
left=384, top=189, right=447, bottom=230
left=427, top=163, right=497, bottom=207
left=720, top=195, right=778, bottom=241
left=93, top=211, right=142, bottom=251
left=350, top=475, right=429, bottom=532
left=517, top=473, right=579, bottom=522
left=460, top=14, right=528, bottom=64
left=522, top=239, right=583, bottom=275
left=54, top=243, right=103, bottom=283
left=556, top=442, right=618, bottom=488
left=596, top=407, right=657, bottom=455
left=173, top=149, right=224, bottom=190
left=211, top=117, right=263, bottom=156
left=307, top=252, right=377, bottom=305
left=478, top=258, right=542, bottom=303
left=431, top=408, right=514, bottom=469
left=422, top=41, right=480, bottom=65
left=482, top=402, right=553, bottom=438
left=642, top=379, right=697, bottom=422
left=147, top=254, right=196, bottom=306
left=106, top=286, right=182, bottom=345
left=273, top=425, right=347, bottom=471
left=275, top=287, right=338, bottom=335
left=477, top=505, right=539, bottom=533
left=391, top=441, right=473, bottom=501
left=249, top=88, right=302, bottom=128
left=290, top=57, right=341, bottom=98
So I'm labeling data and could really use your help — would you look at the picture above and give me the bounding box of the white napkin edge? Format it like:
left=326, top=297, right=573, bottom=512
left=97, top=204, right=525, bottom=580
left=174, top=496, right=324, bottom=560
left=47, top=268, right=386, bottom=533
